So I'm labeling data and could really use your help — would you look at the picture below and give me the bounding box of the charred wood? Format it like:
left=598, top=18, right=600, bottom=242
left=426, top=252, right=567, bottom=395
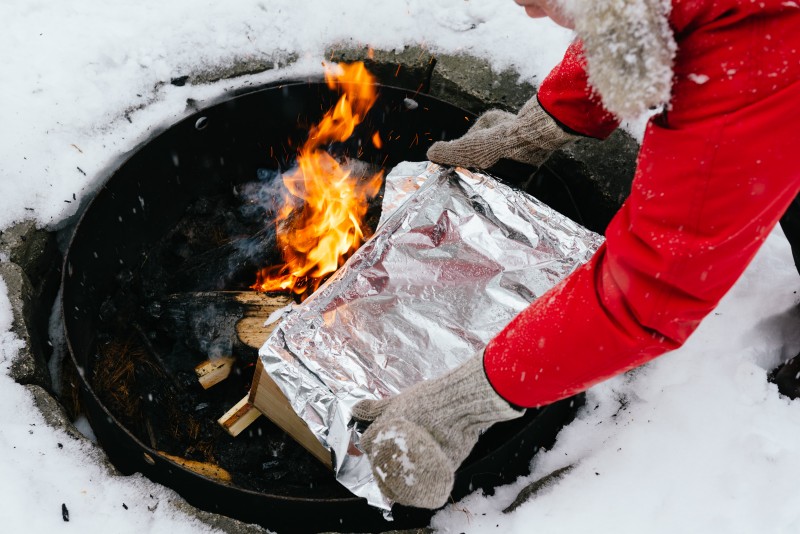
left=157, top=291, right=292, bottom=359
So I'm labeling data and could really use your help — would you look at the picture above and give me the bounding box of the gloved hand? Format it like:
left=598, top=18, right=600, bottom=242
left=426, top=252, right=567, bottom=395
left=352, top=354, right=524, bottom=509
left=426, top=96, right=578, bottom=169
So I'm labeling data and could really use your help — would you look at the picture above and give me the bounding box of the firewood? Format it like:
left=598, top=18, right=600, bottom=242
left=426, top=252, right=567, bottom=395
left=231, top=292, right=293, bottom=349
left=235, top=317, right=281, bottom=350
left=218, top=396, right=262, bottom=437
left=160, top=291, right=293, bottom=356
left=249, top=360, right=333, bottom=469
left=162, top=290, right=292, bottom=316
left=194, top=357, right=236, bottom=389
left=209, top=292, right=333, bottom=467
left=156, top=451, right=232, bottom=483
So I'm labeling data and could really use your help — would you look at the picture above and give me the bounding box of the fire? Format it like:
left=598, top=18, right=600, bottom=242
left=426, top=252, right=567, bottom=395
left=252, top=62, right=384, bottom=297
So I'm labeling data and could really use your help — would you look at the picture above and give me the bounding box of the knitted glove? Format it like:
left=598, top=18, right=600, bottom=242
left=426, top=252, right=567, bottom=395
left=352, top=355, right=524, bottom=509
left=426, top=97, right=578, bottom=169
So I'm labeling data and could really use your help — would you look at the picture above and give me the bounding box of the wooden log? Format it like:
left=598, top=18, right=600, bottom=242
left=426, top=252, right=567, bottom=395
left=160, top=291, right=293, bottom=356
left=249, top=360, right=333, bottom=469
left=157, top=451, right=232, bottom=483
left=218, top=395, right=262, bottom=437
left=214, top=292, right=333, bottom=468
left=232, top=291, right=293, bottom=350
left=194, top=356, right=236, bottom=389
left=236, top=316, right=281, bottom=351
left=162, top=291, right=292, bottom=319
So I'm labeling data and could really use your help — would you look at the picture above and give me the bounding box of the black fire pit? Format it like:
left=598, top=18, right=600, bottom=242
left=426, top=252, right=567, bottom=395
left=62, top=80, right=587, bottom=532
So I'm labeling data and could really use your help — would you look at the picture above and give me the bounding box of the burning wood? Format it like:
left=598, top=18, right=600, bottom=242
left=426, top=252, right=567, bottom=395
left=252, top=62, right=384, bottom=299
left=231, top=292, right=294, bottom=349
left=221, top=62, right=386, bottom=466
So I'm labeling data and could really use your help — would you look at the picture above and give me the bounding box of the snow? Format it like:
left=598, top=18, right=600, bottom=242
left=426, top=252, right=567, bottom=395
left=1, top=0, right=799, bottom=532
left=373, top=426, right=417, bottom=486
left=688, top=73, right=711, bottom=84
left=0, top=0, right=571, bottom=231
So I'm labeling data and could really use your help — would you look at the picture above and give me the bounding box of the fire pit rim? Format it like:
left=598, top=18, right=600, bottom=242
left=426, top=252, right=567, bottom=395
left=59, top=78, right=583, bottom=530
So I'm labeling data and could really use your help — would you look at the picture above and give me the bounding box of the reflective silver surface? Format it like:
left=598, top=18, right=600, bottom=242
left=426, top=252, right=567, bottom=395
left=259, top=162, right=603, bottom=509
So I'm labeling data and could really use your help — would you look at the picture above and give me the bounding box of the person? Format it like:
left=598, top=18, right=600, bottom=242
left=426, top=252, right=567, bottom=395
left=352, top=0, right=800, bottom=509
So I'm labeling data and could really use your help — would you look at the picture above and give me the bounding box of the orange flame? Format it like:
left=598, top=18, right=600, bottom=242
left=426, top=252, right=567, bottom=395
left=371, top=131, right=383, bottom=149
left=252, top=62, right=384, bottom=297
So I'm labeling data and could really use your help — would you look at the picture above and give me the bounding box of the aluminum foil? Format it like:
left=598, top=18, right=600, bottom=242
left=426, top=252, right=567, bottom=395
left=259, top=162, right=603, bottom=510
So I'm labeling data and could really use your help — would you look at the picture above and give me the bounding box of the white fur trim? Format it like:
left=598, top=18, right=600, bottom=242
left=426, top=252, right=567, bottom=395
left=557, top=0, right=677, bottom=119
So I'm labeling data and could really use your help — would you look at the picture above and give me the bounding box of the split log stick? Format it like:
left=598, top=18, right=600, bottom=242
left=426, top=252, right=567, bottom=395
left=194, top=357, right=236, bottom=389
left=231, top=291, right=293, bottom=349
left=218, top=396, right=262, bottom=437
left=157, top=451, right=232, bottom=483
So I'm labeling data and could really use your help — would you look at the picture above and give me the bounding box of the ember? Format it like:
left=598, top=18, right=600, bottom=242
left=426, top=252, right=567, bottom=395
left=252, top=62, right=384, bottom=298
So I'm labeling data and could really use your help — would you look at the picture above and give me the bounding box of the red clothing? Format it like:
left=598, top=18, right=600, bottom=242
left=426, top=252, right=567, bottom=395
left=484, top=1, right=800, bottom=408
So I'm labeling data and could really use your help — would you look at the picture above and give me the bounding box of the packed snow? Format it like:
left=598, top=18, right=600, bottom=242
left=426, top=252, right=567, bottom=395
left=2, top=0, right=799, bottom=532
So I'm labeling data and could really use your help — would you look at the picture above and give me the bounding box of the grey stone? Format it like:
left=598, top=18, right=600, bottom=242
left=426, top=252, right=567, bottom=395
left=188, top=53, right=299, bottom=85
left=1, top=262, right=51, bottom=388
left=24, top=384, right=88, bottom=443
left=560, top=129, right=640, bottom=206
left=0, top=220, right=58, bottom=287
left=320, top=530, right=432, bottom=534
left=542, top=129, right=639, bottom=233
left=0, top=221, right=62, bottom=372
left=170, top=500, right=268, bottom=534
left=327, top=44, right=436, bottom=92
left=322, top=47, right=534, bottom=113
left=428, top=54, right=535, bottom=114
left=25, top=384, right=268, bottom=531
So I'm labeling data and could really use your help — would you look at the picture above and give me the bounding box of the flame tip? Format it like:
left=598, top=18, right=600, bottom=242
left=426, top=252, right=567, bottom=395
left=256, top=62, right=382, bottom=299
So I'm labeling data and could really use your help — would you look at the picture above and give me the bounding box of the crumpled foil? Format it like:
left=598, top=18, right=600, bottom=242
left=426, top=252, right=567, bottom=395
left=259, top=162, right=603, bottom=510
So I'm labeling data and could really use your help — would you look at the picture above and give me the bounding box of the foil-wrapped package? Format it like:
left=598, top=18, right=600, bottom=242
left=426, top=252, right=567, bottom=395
left=259, top=162, right=603, bottom=510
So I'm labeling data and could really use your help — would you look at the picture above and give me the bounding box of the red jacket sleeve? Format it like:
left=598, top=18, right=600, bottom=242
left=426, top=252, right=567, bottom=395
left=536, top=41, right=619, bottom=139
left=484, top=3, right=800, bottom=408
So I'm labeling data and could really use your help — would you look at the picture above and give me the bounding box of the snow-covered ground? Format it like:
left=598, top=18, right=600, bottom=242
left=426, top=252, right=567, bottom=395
left=2, top=1, right=799, bottom=532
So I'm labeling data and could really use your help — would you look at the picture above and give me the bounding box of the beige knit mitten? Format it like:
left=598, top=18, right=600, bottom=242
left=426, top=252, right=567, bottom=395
left=426, top=97, right=578, bottom=169
left=352, top=355, right=523, bottom=509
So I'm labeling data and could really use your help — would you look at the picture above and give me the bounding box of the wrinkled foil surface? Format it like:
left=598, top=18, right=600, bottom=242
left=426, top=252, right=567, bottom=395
left=259, top=162, right=603, bottom=510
